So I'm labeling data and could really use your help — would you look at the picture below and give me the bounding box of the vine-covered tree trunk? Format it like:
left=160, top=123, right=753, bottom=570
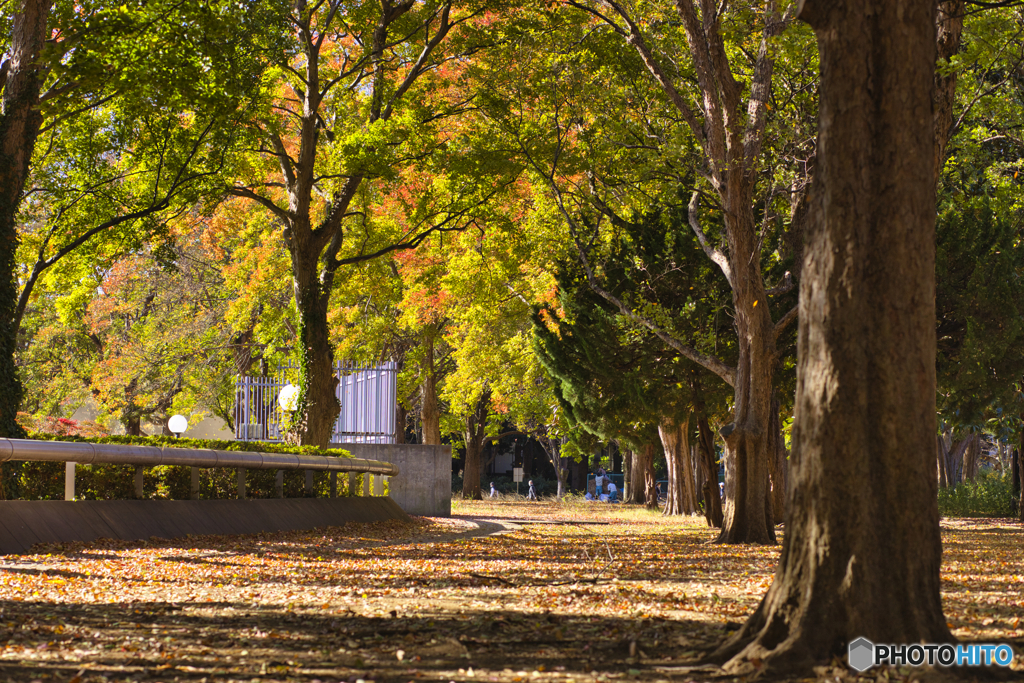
left=660, top=415, right=698, bottom=515
left=293, top=277, right=340, bottom=449
left=0, top=1, right=51, bottom=456
left=461, top=391, right=488, bottom=500
left=716, top=0, right=950, bottom=672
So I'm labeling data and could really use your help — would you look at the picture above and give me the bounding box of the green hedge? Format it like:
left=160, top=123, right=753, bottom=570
left=937, top=471, right=1015, bottom=518
left=12, top=434, right=362, bottom=501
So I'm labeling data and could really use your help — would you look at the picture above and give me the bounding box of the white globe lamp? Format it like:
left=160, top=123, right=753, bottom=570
left=168, top=414, right=188, bottom=438
left=278, top=383, right=299, bottom=412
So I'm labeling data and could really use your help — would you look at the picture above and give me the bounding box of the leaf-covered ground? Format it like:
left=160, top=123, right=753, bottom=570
left=0, top=499, right=1021, bottom=683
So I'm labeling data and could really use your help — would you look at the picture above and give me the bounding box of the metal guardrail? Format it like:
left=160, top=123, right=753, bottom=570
left=0, top=439, right=398, bottom=474
left=0, top=439, right=398, bottom=501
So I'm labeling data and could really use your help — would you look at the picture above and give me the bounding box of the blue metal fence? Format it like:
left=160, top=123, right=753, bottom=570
left=234, top=361, right=397, bottom=444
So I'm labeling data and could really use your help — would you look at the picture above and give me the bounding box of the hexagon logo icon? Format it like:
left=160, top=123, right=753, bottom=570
left=848, top=637, right=875, bottom=672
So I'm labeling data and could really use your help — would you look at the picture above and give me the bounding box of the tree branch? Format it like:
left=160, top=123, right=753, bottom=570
left=688, top=190, right=733, bottom=288
left=228, top=186, right=291, bottom=224
left=773, top=304, right=798, bottom=339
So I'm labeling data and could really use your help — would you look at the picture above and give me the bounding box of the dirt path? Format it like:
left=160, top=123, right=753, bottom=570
left=0, top=502, right=1020, bottom=683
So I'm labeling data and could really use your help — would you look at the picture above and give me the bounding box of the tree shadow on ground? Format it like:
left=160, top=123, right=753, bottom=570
left=0, top=599, right=723, bottom=682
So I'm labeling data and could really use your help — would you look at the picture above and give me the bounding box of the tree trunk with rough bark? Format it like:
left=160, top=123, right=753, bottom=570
left=937, top=429, right=971, bottom=486
left=936, top=434, right=949, bottom=488
left=0, top=0, right=51, bottom=444
left=292, top=278, right=340, bottom=448
left=660, top=415, right=699, bottom=515
left=420, top=337, right=442, bottom=446
left=933, top=0, right=965, bottom=180
left=767, top=395, right=787, bottom=524
left=461, top=391, right=489, bottom=500
left=696, top=415, right=723, bottom=528
left=716, top=0, right=950, bottom=672
left=962, top=433, right=980, bottom=482
left=395, top=402, right=407, bottom=444
left=628, top=442, right=657, bottom=509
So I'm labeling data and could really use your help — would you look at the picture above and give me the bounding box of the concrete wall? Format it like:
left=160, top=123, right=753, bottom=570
left=333, top=443, right=451, bottom=517
left=0, top=497, right=409, bottom=556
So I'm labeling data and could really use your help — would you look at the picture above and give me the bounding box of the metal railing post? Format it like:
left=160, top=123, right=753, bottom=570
left=190, top=467, right=200, bottom=499
left=348, top=471, right=356, bottom=497
left=304, top=470, right=313, bottom=496
left=64, top=462, right=75, bottom=501
left=362, top=472, right=370, bottom=497
left=375, top=473, right=383, bottom=497
left=330, top=471, right=337, bottom=498
left=275, top=470, right=284, bottom=498
left=134, top=466, right=144, bottom=498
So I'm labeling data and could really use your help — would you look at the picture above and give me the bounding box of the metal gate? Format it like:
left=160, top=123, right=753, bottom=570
left=234, top=361, right=397, bottom=444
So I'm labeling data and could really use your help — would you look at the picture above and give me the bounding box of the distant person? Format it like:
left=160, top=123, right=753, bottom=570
left=527, top=480, right=538, bottom=501
left=719, top=482, right=725, bottom=500
left=607, top=481, right=618, bottom=502
left=490, top=482, right=497, bottom=498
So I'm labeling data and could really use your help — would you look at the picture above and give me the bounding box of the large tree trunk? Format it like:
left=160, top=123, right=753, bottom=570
left=715, top=209, right=778, bottom=544
left=628, top=442, right=657, bottom=509
left=624, top=445, right=652, bottom=505
left=0, top=0, right=51, bottom=442
left=461, top=391, right=489, bottom=500
left=292, top=274, right=340, bottom=448
left=937, top=429, right=970, bottom=486
left=717, top=0, right=950, bottom=672
left=660, top=415, right=699, bottom=515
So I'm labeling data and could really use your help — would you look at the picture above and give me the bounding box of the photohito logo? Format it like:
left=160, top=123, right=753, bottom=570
left=847, top=637, right=1014, bottom=672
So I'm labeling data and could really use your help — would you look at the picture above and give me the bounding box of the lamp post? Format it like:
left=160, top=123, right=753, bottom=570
left=277, top=384, right=300, bottom=498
